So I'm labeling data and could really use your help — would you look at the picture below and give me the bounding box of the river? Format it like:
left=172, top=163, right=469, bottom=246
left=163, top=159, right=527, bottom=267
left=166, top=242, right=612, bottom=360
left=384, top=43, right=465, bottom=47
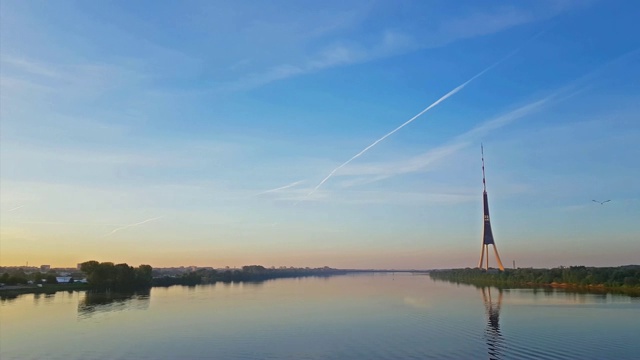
left=1, top=272, right=638, bottom=359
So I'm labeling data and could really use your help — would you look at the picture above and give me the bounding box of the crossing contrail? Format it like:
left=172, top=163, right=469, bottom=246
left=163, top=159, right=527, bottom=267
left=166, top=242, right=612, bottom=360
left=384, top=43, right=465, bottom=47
left=302, top=50, right=519, bottom=201
left=104, top=216, right=163, bottom=237
left=257, top=180, right=305, bottom=195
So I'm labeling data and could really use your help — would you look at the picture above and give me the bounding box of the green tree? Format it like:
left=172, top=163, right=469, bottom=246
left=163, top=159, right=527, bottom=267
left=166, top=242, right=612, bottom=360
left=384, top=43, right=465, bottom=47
left=33, top=272, right=44, bottom=284
left=135, top=265, right=153, bottom=287
left=80, top=260, right=100, bottom=274
left=80, top=260, right=153, bottom=292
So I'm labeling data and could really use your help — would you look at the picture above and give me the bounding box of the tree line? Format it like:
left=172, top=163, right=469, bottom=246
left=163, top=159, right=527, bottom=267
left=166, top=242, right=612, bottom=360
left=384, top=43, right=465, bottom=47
left=153, top=265, right=347, bottom=286
left=79, top=261, right=152, bottom=292
left=0, top=271, right=60, bottom=285
left=429, top=266, right=640, bottom=289
left=3, top=262, right=343, bottom=292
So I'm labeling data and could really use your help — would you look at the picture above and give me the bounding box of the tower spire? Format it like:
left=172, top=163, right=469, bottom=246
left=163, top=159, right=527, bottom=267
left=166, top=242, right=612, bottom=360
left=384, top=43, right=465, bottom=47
left=477, top=145, right=505, bottom=271
left=481, top=143, right=487, bottom=192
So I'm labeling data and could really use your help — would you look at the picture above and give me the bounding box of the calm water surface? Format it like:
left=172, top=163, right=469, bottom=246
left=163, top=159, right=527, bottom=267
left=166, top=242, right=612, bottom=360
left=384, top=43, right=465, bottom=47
left=1, top=273, right=639, bottom=359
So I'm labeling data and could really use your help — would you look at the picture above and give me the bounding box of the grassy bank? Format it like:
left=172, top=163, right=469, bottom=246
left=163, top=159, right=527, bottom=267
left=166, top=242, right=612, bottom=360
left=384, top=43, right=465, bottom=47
left=429, top=266, right=640, bottom=296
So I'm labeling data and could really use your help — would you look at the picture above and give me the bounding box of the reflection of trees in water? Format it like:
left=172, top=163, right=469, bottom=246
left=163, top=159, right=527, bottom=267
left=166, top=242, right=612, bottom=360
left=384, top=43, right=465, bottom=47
left=1, top=292, right=56, bottom=303
left=481, top=287, right=504, bottom=360
left=0, top=294, right=18, bottom=303
left=78, top=290, right=150, bottom=318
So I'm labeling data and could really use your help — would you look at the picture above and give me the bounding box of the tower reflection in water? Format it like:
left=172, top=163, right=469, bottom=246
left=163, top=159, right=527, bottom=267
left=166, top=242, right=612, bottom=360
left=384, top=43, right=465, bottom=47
left=481, top=287, right=504, bottom=360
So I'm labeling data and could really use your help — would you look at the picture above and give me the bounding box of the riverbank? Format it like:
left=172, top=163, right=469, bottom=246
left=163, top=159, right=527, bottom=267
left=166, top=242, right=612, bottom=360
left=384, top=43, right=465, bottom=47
left=1, top=269, right=353, bottom=297
left=429, top=266, right=640, bottom=296
left=0, top=283, right=91, bottom=298
left=152, top=266, right=353, bottom=286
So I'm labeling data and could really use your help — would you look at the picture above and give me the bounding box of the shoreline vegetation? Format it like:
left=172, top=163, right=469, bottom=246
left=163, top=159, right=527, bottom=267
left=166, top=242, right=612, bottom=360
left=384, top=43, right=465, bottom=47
left=151, top=265, right=352, bottom=286
left=0, top=261, right=373, bottom=298
left=4, top=262, right=640, bottom=298
left=0, top=283, right=91, bottom=297
left=429, top=266, right=640, bottom=296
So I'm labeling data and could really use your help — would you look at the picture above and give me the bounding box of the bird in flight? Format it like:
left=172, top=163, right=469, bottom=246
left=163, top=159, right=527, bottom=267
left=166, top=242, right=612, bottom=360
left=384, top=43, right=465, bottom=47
left=592, top=199, right=611, bottom=205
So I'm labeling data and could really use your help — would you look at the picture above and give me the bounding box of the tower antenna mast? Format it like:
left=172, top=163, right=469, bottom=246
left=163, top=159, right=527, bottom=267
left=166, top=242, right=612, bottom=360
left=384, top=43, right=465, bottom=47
left=481, top=144, right=487, bottom=192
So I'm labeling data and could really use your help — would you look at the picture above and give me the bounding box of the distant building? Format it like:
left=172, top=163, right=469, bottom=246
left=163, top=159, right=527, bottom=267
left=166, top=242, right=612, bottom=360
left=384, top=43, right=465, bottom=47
left=40, top=265, right=51, bottom=272
left=56, top=276, right=73, bottom=283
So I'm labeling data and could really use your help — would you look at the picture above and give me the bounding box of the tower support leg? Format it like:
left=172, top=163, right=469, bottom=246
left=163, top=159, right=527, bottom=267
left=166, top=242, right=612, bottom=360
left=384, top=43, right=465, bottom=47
left=492, top=245, right=505, bottom=271
left=478, top=243, right=486, bottom=269
left=485, top=245, right=489, bottom=270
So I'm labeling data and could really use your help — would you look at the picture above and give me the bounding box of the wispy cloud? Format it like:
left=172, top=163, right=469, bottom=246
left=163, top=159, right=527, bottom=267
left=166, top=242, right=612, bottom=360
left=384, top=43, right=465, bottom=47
left=223, top=42, right=367, bottom=92
left=301, top=49, right=519, bottom=200
left=436, top=7, right=533, bottom=41
left=254, top=45, right=627, bottom=203
left=336, top=97, right=552, bottom=185
left=289, top=189, right=477, bottom=206
left=104, top=216, right=163, bottom=237
left=221, top=31, right=411, bottom=91
left=0, top=55, right=145, bottom=102
left=312, top=48, right=637, bottom=192
left=318, top=50, right=639, bottom=188
left=335, top=142, right=469, bottom=186
left=460, top=98, right=551, bottom=140
left=223, top=3, right=578, bottom=91
left=0, top=56, right=63, bottom=79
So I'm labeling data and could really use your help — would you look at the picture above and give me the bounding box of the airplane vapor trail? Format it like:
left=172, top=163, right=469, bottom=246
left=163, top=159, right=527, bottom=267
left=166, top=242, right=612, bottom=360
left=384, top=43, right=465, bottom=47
left=303, top=50, right=519, bottom=201
left=7, top=205, right=25, bottom=212
left=104, top=216, right=163, bottom=237
left=257, top=180, right=305, bottom=195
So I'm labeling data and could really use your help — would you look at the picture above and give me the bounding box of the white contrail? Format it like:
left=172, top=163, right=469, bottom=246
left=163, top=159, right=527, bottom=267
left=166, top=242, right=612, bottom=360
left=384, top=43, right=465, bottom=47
left=17, top=221, right=124, bottom=226
left=337, top=97, right=552, bottom=185
left=303, top=50, right=517, bottom=200
left=7, top=205, right=25, bottom=212
left=257, top=180, right=305, bottom=195
left=104, top=216, right=163, bottom=237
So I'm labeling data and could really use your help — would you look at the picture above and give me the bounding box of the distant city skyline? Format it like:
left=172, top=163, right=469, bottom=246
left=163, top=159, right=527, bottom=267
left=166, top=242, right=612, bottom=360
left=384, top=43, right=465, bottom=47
left=1, top=1, right=639, bottom=269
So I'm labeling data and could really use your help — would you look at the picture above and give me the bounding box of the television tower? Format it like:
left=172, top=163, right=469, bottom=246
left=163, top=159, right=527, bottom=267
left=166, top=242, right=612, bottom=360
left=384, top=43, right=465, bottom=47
left=478, top=145, right=505, bottom=271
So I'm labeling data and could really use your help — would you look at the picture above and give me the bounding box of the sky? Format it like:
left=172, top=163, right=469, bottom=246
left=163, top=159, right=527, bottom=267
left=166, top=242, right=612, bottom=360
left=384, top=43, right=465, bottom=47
left=1, top=0, right=639, bottom=269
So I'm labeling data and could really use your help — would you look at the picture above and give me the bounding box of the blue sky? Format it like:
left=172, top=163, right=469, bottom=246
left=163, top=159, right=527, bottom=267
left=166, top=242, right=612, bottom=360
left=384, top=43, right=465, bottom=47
left=1, top=0, right=639, bottom=269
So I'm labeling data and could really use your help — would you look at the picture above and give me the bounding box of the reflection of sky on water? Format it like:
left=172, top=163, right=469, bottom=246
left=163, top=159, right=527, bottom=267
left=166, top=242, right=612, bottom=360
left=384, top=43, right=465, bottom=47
left=1, top=274, right=639, bottom=360
left=403, top=296, right=431, bottom=309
